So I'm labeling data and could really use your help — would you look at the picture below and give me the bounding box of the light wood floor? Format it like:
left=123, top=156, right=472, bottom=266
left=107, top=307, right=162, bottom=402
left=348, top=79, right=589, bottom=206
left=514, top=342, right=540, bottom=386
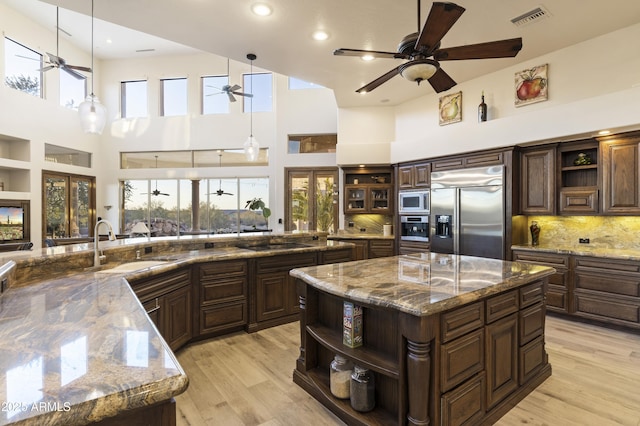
left=175, top=316, right=640, bottom=426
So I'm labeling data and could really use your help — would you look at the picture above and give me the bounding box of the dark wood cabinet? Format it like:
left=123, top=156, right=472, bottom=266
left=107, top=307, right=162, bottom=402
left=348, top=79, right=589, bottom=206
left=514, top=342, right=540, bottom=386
left=368, top=239, right=394, bottom=258
left=397, top=162, right=430, bottom=189
left=485, top=313, right=519, bottom=409
left=343, top=167, right=393, bottom=214
left=328, top=237, right=394, bottom=260
left=512, top=250, right=571, bottom=313
left=131, top=268, right=193, bottom=351
left=398, top=240, right=430, bottom=255
left=432, top=150, right=504, bottom=172
left=196, top=260, right=248, bottom=337
left=558, top=140, right=600, bottom=215
left=519, top=146, right=556, bottom=215
left=600, top=133, right=640, bottom=214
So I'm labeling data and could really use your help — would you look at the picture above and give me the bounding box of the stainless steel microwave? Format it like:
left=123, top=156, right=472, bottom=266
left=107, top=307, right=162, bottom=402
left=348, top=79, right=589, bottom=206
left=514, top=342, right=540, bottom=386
left=398, top=190, right=430, bottom=215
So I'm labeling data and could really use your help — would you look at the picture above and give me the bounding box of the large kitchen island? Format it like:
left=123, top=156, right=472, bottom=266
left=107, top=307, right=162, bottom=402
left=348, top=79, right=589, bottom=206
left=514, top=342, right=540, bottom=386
left=291, top=252, right=556, bottom=426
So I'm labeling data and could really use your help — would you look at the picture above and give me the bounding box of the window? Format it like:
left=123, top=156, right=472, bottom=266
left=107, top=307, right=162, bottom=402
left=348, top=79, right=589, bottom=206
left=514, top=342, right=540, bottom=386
left=120, top=149, right=269, bottom=169
left=202, top=75, right=230, bottom=114
left=4, top=37, right=42, bottom=97
left=121, top=80, right=148, bottom=118
left=161, top=77, right=187, bottom=116
left=45, top=144, right=92, bottom=168
left=43, top=172, right=95, bottom=244
left=121, top=177, right=269, bottom=235
left=243, top=72, right=272, bottom=112
left=288, top=134, right=337, bottom=154
left=289, top=77, right=324, bottom=90
left=60, top=71, right=87, bottom=109
left=286, top=168, right=338, bottom=233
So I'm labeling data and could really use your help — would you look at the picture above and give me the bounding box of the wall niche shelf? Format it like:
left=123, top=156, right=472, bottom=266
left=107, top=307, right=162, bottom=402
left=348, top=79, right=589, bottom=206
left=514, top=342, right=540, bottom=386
left=0, top=135, right=31, bottom=194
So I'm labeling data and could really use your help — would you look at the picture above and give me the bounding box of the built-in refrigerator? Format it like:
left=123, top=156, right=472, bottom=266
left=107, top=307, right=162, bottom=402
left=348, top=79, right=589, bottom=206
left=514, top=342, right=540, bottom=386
left=430, top=166, right=504, bottom=259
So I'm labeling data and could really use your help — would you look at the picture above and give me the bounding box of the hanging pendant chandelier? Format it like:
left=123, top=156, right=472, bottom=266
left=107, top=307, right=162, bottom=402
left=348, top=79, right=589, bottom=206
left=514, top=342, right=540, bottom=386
left=243, top=53, right=259, bottom=162
left=78, top=0, right=107, bottom=134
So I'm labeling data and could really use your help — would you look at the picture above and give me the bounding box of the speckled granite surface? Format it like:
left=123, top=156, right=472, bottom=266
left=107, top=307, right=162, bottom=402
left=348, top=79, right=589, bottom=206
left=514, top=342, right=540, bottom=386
left=0, top=234, right=352, bottom=425
left=290, top=252, right=555, bottom=316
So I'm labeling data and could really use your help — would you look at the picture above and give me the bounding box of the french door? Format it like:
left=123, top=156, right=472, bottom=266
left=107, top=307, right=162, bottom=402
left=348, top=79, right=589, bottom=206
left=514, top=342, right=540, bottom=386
left=285, top=168, right=338, bottom=233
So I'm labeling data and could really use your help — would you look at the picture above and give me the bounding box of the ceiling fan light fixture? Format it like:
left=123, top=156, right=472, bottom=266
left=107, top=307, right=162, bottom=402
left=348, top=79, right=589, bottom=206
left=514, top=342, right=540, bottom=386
left=399, top=59, right=438, bottom=84
left=312, top=30, right=329, bottom=41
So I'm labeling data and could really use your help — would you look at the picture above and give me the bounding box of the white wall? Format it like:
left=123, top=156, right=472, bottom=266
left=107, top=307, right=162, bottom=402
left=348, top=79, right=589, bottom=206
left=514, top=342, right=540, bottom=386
left=336, top=22, right=640, bottom=165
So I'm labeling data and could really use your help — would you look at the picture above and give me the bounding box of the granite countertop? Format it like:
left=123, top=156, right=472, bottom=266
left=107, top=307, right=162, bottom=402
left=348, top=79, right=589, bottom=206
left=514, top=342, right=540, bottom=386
left=511, top=243, right=640, bottom=261
left=0, top=235, right=352, bottom=425
left=328, top=233, right=394, bottom=240
left=290, top=252, right=555, bottom=317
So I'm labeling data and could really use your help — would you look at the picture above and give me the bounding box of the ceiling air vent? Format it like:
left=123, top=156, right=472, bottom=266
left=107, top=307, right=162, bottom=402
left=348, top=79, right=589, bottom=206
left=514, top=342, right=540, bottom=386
left=510, top=6, right=551, bottom=27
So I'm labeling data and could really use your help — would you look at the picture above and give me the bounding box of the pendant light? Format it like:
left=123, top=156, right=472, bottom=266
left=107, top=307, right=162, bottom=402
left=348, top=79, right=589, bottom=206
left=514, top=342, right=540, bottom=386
left=243, top=53, right=259, bottom=162
left=78, top=0, right=107, bottom=134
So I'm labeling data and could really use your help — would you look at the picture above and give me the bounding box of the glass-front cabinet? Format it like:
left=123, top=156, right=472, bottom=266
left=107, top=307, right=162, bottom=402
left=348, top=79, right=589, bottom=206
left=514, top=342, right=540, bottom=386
left=343, top=167, right=393, bottom=215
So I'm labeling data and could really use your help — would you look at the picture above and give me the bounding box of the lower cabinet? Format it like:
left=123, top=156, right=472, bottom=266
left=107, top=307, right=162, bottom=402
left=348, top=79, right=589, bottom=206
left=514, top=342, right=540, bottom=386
left=328, top=237, right=395, bottom=260
left=196, top=260, right=248, bottom=338
left=133, top=268, right=193, bottom=351
left=512, top=250, right=571, bottom=313
left=398, top=240, right=430, bottom=255
left=368, top=239, right=394, bottom=258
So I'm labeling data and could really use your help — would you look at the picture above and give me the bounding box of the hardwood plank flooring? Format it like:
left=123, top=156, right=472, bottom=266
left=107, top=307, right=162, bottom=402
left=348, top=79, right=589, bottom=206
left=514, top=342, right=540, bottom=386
left=175, top=316, right=640, bottom=425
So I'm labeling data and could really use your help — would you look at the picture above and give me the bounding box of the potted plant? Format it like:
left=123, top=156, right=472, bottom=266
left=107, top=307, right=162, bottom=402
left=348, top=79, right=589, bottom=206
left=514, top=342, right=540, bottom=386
left=245, top=197, right=271, bottom=230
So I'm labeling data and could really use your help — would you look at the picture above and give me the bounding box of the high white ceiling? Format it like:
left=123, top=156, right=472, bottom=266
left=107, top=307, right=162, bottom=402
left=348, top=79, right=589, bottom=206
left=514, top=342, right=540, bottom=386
left=8, top=0, right=640, bottom=108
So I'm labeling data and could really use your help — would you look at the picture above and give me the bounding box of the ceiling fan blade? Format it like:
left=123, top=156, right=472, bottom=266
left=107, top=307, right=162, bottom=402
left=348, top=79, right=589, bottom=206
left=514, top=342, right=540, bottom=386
left=355, top=66, right=401, bottom=93
left=427, top=67, right=457, bottom=93
left=66, top=64, right=92, bottom=73
left=334, top=48, right=409, bottom=60
left=229, top=84, right=241, bottom=91
left=16, top=54, right=40, bottom=62
left=63, top=67, right=87, bottom=80
left=230, top=91, right=253, bottom=98
left=46, top=53, right=62, bottom=65
left=435, top=37, right=523, bottom=61
left=39, top=65, right=56, bottom=72
left=415, top=2, right=465, bottom=52
left=227, top=92, right=237, bottom=102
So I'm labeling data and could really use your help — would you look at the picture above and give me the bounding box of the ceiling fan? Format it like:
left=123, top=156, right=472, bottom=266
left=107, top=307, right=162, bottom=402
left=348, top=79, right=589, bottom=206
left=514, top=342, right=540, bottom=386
left=334, top=1, right=523, bottom=93
left=142, top=156, right=170, bottom=197
left=41, top=7, right=92, bottom=80
left=206, top=58, right=254, bottom=102
left=210, top=153, right=233, bottom=196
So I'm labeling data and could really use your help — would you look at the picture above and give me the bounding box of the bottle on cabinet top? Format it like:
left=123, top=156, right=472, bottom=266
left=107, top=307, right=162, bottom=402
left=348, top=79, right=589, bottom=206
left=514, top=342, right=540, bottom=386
left=478, top=91, right=487, bottom=122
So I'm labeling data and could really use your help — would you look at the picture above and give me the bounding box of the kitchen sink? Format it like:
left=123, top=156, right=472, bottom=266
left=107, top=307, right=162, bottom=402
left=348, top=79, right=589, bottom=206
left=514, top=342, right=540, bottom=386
left=97, top=260, right=169, bottom=274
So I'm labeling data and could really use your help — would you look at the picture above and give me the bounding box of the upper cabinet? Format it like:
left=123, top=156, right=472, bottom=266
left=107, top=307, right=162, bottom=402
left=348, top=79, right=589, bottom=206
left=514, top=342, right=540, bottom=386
left=343, top=167, right=393, bottom=215
left=600, top=132, right=640, bottom=215
left=397, top=162, right=431, bottom=189
left=558, top=140, right=600, bottom=215
left=519, top=146, right=556, bottom=215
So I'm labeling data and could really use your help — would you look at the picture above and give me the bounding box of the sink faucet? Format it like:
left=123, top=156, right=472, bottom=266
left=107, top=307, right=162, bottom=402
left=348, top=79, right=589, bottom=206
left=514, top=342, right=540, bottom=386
left=94, top=219, right=116, bottom=267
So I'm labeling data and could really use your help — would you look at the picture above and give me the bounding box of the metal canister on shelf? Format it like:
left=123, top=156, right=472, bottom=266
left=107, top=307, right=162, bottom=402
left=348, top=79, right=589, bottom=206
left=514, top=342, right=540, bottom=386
left=350, top=365, right=375, bottom=412
left=330, top=355, right=353, bottom=399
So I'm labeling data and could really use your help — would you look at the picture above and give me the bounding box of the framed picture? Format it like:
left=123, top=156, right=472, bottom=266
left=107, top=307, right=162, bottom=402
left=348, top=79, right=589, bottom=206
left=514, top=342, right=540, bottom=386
left=515, top=64, right=548, bottom=107
left=439, top=91, right=462, bottom=125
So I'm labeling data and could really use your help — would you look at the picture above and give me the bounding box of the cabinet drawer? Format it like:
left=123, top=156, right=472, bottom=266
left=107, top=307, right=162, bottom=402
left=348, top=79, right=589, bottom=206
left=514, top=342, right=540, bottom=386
left=575, top=272, right=640, bottom=297
left=440, top=373, right=485, bottom=426
left=200, top=301, right=247, bottom=335
left=512, top=251, right=570, bottom=268
left=559, top=188, right=599, bottom=214
left=546, top=287, right=568, bottom=312
left=256, top=253, right=317, bottom=273
left=520, top=281, right=544, bottom=308
left=574, top=294, right=640, bottom=324
left=441, top=302, right=484, bottom=343
left=519, top=303, right=545, bottom=345
left=319, top=248, right=352, bottom=264
left=574, top=256, right=640, bottom=274
left=368, top=240, right=394, bottom=258
left=201, top=277, right=246, bottom=305
left=519, top=335, right=545, bottom=385
left=486, top=290, right=518, bottom=323
left=132, top=268, right=191, bottom=301
left=200, top=260, right=247, bottom=278
left=441, top=329, right=484, bottom=392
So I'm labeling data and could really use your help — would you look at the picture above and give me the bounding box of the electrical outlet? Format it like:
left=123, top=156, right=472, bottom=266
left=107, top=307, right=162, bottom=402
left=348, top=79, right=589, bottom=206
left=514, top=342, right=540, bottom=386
left=204, top=242, right=215, bottom=249
left=348, top=222, right=354, bottom=228
left=579, top=238, right=590, bottom=244
left=144, top=246, right=153, bottom=254
left=360, top=228, right=366, bottom=232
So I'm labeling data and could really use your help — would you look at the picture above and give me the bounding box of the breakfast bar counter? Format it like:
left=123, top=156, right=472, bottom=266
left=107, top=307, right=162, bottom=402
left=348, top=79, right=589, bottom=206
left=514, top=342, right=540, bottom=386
left=290, top=252, right=555, bottom=425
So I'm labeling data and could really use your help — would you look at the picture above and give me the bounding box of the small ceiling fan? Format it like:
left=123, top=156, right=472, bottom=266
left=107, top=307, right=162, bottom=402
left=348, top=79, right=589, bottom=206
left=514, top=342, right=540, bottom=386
left=40, top=7, right=92, bottom=80
left=206, top=58, right=254, bottom=102
left=210, top=153, right=234, bottom=196
left=142, top=156, right=170, bottom=197
left=334, top=1, right=523, bottom=93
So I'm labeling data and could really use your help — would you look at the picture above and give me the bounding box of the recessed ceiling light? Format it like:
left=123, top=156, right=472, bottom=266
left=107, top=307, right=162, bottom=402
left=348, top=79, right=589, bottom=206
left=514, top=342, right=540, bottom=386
left=361, top=55, right=375, bottom=61
left=312, top=30, right=329, bottom=41
left=251, top=3, right=272, bottom=16
left=106, top=38, right=112, bottom=44
left=598, top=130, right=611, bottom=135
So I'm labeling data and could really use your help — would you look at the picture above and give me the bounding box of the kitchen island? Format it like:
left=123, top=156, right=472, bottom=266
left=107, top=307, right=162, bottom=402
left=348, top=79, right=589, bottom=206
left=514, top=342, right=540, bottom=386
left=291, top=252, right=555, bottom=425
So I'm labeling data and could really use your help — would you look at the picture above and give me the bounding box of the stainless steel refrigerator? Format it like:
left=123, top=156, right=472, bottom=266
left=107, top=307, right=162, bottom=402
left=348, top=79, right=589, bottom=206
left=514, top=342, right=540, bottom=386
left=430, top=166, right=504, bottom=259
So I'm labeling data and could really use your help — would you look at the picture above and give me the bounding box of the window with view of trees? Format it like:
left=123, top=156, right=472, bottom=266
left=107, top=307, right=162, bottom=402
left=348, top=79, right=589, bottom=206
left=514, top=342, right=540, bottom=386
left=4, top=37, right=42, bottom=97
left=43, top=172, right=95, bottom=244
left=286, top=168, right=338, bottom=233
left=121, top=177, right=269, bottom=236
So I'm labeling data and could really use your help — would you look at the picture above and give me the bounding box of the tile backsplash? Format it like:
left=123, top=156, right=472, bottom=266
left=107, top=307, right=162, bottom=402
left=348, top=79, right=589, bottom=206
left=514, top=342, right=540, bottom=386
left=520, top=215, right=640, bottom=249
left=342, top=215, right=393, bottom=235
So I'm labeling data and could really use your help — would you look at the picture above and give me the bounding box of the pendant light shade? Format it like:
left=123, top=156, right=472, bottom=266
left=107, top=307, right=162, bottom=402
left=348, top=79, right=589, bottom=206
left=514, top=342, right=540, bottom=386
left=79, top=94, right=107, bottom=134
left=78, top=0, right=107, bottom=134
left=244, top=53, right=259, bottom=161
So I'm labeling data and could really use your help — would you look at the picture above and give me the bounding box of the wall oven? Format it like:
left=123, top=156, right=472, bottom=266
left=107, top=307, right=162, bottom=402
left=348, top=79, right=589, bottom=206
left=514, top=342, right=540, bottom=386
left=400, top=215, right=429, bottom=242
left=398, top=190, right=430, bottom=215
